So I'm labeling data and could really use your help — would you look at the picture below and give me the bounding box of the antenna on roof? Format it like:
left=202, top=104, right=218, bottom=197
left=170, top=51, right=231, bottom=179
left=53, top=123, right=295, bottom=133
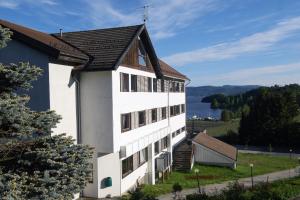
left=59, top=28, right=63, bottom=38
left=143, top=5, right=150, bottom=23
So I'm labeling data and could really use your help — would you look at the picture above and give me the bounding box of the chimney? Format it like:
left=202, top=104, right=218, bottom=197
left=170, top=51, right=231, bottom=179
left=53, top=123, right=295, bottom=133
left=59, top=28, right=63, bottom=38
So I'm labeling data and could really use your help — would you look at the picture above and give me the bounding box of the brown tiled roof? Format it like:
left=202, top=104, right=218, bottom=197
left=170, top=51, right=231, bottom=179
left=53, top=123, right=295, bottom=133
left=159, top=59, right=189, bottom=80
left=0, top=19, right=89, bottom=63
left=1, top=19, right=188, bottom=80
left=52, top=25, right=144, bottom=70
left=193, top=132, right=237, bottom=161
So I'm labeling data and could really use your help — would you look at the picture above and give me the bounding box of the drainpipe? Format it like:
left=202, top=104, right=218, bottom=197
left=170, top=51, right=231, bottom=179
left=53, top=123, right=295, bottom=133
left=73, top=75, right=82, bottom=144
left=185, top=79, right=191, bottom=139
left=167, top=78, right=170, bottom=127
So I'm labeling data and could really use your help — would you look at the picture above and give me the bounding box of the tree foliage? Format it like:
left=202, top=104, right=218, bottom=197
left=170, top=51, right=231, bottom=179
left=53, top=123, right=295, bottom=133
left=239, top=87, right=300, bottom=147
left=0, top=26, right=93, bottom=199
left=221, top=110, right=232, bottom=122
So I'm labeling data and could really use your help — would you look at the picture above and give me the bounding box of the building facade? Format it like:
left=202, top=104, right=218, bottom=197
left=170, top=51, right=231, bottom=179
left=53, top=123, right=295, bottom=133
left=0, top=19, right=189, bottom=198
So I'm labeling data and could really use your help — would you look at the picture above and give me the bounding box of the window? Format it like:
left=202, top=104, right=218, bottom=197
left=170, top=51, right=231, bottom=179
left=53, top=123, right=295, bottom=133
left=172, top=81, right=176, bottom=92
left=138, top=40, right=147, bottom=66
left=139, top=148, right=148, bottom=165
left=162, top=107, right=167, bottom=119
left=138, top=111, right=146, bottom=127
left=121, top=113, right=131, bottom=132
left=172, top=132, right=176, bottom=138
left=161, top=79, right=165, bottom=92
left=181, top=104, right=185, bottom=113
left=122, top=156, right=133, bottom=178
left=131, top=74, right=137, bottom=92
left=120, top=73, right=129, bottom=92
left=154, top=141, right=160, bottom=155
left=176, top=129, right=180, bottom=136
left=181, top=83, right=185, bottom=92
left=153, top=78, right=157, bottom=92
left=148, top=77, right=152, bottom=92
left=152, top=108, right=157, bottom=122
left=161, top=136, right=169, bottom=149
left=170, top=106, right=174, bottom=117
left=176, top=82, right=180, bottom=92
left=181, top=126, right=186, bottom=132
left=175, top=105, right=180, bottom=115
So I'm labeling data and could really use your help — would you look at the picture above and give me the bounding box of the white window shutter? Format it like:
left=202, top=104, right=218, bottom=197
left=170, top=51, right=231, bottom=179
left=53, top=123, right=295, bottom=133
left=145, top=76, right=148, bottom=92
left=131, top=112, right=135, bottom=129
left=137, top=76, right=141, bottom=92
left=135, top=112, right=139, bottom=128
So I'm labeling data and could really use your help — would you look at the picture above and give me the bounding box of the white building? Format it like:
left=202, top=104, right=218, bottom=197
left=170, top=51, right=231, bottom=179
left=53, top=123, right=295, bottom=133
left=193, top=132, right=237, bottom=169
left=0, top=19, right=189, bottom=198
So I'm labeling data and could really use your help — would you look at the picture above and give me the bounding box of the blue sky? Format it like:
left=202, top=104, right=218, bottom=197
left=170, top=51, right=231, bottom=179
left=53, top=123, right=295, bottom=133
left=1, top=0, right=300, bottom=86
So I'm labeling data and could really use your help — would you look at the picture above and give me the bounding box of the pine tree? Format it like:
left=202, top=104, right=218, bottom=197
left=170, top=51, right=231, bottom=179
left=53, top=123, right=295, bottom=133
left=0, top=26, right=93, bottom=200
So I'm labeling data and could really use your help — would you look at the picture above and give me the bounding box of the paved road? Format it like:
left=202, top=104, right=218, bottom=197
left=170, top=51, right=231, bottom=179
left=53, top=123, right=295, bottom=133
left=158, top=167, right=300, bottom=200
left=238, top=149, right=300, bottom=158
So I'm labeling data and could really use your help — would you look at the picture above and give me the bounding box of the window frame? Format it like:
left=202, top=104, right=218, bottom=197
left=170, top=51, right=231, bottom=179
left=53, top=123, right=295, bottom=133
left=122, top=155, right=133, bottom=178
left=138, top=40, right=148, bottom=67
left=153, top=78, right=157, bottom=92
left=161, top=107, right=167, bottom=120
left=138, top=111, right=146, bottom=127
left=154, top=141, right=160, bottom=155
left=131, top=74, right=137, bottom=92
left=121, top=113, right=131, bottom=132
left=139, top=148, right=148, bottom=166
left=151, top=108, right=157, bottom=123
left=120, top=73, right=129, bottom=92
left=147, top=77, right=152, bottom=92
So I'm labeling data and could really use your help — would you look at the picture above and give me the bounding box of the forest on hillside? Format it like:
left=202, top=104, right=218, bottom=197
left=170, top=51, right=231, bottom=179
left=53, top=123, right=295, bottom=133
left=202, top=84, right=300, bottom=148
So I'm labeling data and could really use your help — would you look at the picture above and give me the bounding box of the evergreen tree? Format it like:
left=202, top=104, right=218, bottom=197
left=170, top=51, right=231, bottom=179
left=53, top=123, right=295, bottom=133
left=211, top=98, right=219, bottom=109
left=221, top=110, right=231, bottom=122
left=0, top=26, right=93, bottom=200
left=239, top=88, right=300, bottom=146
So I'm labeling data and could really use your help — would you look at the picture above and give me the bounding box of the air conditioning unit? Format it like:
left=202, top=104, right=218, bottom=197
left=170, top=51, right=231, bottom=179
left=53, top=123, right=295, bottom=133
left=156, top=152, right=171, bottom=172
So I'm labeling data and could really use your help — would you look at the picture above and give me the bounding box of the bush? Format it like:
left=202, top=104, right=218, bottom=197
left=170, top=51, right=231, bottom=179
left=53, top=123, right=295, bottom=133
left=221, top=182, right=247, bottom=200
left=249, top=183, right=282, bottom=200
left=186, top=193, right=211, bottom=200
left=126, top=187, right=158, bottom=200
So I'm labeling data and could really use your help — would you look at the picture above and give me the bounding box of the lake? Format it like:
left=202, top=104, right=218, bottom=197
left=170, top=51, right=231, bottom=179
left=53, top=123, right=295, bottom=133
left=186, top=98, right=222, bottom=119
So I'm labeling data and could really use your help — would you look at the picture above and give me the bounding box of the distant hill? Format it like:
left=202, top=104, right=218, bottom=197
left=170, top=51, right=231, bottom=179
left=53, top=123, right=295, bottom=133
left=186, top=85, right=260, bottom=103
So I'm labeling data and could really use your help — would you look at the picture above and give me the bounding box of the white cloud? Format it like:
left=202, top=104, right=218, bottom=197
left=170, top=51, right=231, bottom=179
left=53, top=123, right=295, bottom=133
left=148, top=0, right=218, bottom=39
left=163, top=16, right=300, bottom=66
left=0, top=0, right=18, bottom=9
left=83, top=0, right=219, bottom=39
left=0, top=0, right=57, bottom=9
left=194, top=62, right=300, bottom=86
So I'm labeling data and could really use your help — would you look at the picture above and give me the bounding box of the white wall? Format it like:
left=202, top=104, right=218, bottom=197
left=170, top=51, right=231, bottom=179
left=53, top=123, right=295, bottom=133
left=112, top=66, right=186, bottom=153
left=121, top=162, right=148, bottom=194
left=80, top=65, right=187, bottom=197
left=49, top=63, right=77, bottom=140
left=80, top=71, right=114, bottom=153
left=193, top=142, right=236, bottom=168
left=97, top=153, right=121, bottom=198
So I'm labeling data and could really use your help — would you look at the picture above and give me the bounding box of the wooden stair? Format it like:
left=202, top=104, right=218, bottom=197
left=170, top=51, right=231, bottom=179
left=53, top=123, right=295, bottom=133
left=173, top=141, right=193, bottom=172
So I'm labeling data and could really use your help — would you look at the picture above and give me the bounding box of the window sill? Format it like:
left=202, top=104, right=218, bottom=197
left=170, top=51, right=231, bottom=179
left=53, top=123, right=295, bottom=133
left=139, top=123, right=145, bottom=127
left=121, top=128, right=131, bottom=133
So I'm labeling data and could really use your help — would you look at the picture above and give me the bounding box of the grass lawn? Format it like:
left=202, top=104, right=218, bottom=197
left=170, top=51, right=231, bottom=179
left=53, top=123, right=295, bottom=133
left=266, top=176, right=300, bottom=199
left=143, top=153, right=300, bottom=196
left=186, top=119, right=240, bottom=137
